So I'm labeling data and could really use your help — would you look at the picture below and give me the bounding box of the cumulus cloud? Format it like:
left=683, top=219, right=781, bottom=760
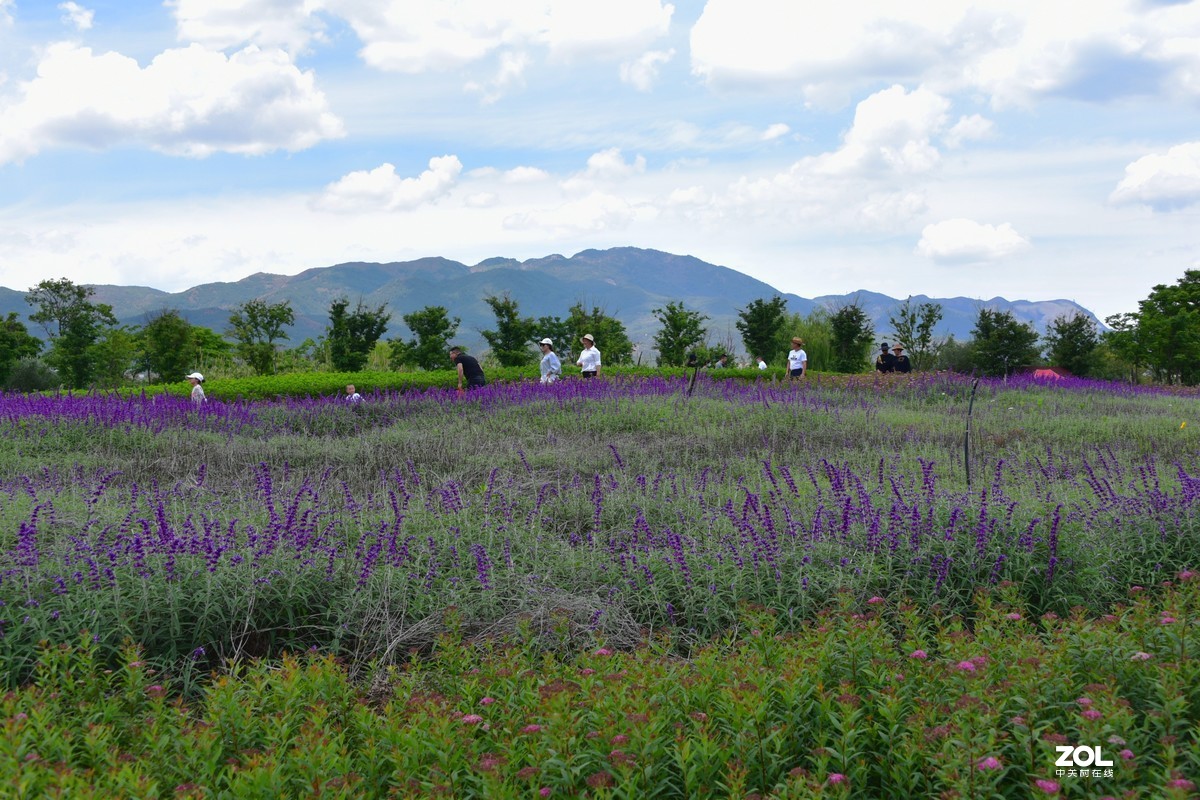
left=690, top=0, right=1200, bottom=107
left=0, top=0, right=13, bottom=27
left=813, top=85, right=950, bottom=176
left=313, top=155, right=463, bottom=212
left=503, top=190, right=655, bottom=233
left=916, top=218, right=1030, bottom=264
left=1110, top=141, right=1200, bottom=211
left=59, top=2, right=94, bottom=31
left=502, top=165, right=551, bottom=183
left=324, top=0, right=673, bottom=73
left=620, top=49, right=674, bottom=91
left=0, top=42, right=343, bottom=164
left=560, top=147, right=647, bottom=192
left=170, top=0, right=328, bottom=54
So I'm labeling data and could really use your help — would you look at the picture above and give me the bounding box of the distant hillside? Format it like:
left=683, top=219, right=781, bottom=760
left=4, top=248, right=1103, bottom=357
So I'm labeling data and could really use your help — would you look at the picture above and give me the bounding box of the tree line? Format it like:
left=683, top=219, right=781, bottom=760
left=4, top=270, right=1199, bottom=390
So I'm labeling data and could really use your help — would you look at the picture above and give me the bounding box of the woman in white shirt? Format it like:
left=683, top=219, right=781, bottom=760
left=538, top=338, right=562, bottom=384
left=576, top=334, right=601, bottom=378
left=186, top=372, right=206, bottom=404
left=787, top=338, right=807, bottom=382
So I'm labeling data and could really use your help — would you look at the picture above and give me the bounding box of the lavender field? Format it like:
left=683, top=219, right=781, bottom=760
left=1, top=372, right=1196, bottom=688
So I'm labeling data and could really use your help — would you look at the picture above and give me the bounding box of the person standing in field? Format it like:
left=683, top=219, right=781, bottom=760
left=787, top=338, right=807, bottom=382
left=577, top=334, right=601, bottom=378
left=449, top=346, right=487, bottom=391
left=875, top=343, right=896, bottom=373
left=186, top=372, right=206, bottom=405
left=756, top=356, right=767, bottom=370
left=892, top=344, right=912, bottom=374
left=538, top=338, right=562, bottom=384
left=345, top=384, right=363, bottom=402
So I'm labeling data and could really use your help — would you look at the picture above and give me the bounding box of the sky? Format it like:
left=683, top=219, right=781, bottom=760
left=1, top=1, right=1199, bottom=321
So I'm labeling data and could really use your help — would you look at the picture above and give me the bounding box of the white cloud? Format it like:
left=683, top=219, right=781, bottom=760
left=503, top=165, right=550, bottom=183
left=858, top=191, right=928, bottom=229
left=943, top=114, right=994, bottom=148
left=58, top=2, right=94, bottom=31
left=170, top=0, right=328, bottom=54
left=916, top=218, right=1030, bottom=264
left=325, top=0, right=673, bottom=73
left=620, top=48, right=673, bottom=91
left=813, top=85, right=950, bottom=176
left=503, top=190, right=654, bottom=233
left=1110, top=141, right=1200, bottom=211
left=762, top=123, right=789, bottom=141
left=0, top=0, right=13, bottom=27
left=0, top=42, right=343, bottom=164
left=464, top=50, right=531, bottom=103
left=560, top=147, right=647, bottom=192
left=689, top=0, right=1200, bottom=107
left=313, top=155, right=463, bottom=212
left=466, top=192, right=499, bottom=208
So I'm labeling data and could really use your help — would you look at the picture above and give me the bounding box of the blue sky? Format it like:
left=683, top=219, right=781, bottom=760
left=2, top=0, right=1199, bottom=320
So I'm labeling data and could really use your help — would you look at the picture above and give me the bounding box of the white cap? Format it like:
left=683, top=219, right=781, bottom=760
left=580, top=334, right=594, bottom=343
left=539, top=338, right=553, bottom=345
left=186, top=372, right=204, bottom=381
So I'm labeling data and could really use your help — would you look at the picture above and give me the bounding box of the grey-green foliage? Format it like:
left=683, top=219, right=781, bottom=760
left=3, top=357, right=59, bottom=392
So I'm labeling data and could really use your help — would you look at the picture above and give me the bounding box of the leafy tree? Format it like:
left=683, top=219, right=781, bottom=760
left=829, top=303, right=875, bottom=373
left=138, top=310, right=195, bottom=383
left=0, top=313, right=42, bottom=385
left=190, top=326, right=233, bottom=375
left=391, top=305, right=460, bottom=371
left=26, top=278, right=118, bottom=389
left=736, top=296, right=789, bottom=366
left=888, top=298, right=944, bottom=372
left=92, top=326, right=139, bottom=387
left=327, top=297, right=391, bottom=372
left=1043, top=312, right=1099, bottom=376
left=1102, top=312, right=1145, bottom=385
left=4, top=358, right=59, bottom=393
left=481, top=294, right=538, bottom=367
left=1134, top=270, right=1200, bottom=385
left=970, top=308, right=1041, bottom=377
left=652, top=301, right=708, bottom=367
left=227, top=299, right=295, bottom=376
left=566, top=303, right=634, bottom=365
left=933, top=335, right=975, bottom=373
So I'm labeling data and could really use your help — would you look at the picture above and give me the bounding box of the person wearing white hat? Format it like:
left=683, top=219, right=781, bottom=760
left=576, top=334, right=600, bottom=378
left=186, top=372, right=206, bottom=405
left=538, top=338, right=562, bottom=384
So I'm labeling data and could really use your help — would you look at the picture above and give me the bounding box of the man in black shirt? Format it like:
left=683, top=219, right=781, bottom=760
left=892, top=344, right=912, bottom=373
left=449, top=346, right=486, bottom=390
left=875, top=342, right=896, bottom=373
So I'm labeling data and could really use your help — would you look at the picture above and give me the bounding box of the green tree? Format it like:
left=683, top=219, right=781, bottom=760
left=0, top=313, right=42, bottom=385
left=327, top=297, right=391, bottom=372
left=227, top=299, right=295, bottom=376
left=26, top=278, right=118, bottom=389
left=969, top=308, right=1041, bottom=377
left=92, top=325, right=140, bottom=387
left=736, top=296, right=789, bottom=366
left=566, top=303, right=634, bottom=365
left=652, top=301, right=709, bottom=367
left=190, top=326, right=233, bottom=375
left=829, top=303, right=875, bottom=373
left=391, top=305, right=460, bottom=370
left=1134, top=270, right=1200, bottom=385
left=481, top=295, right=538, bottom=367
left=1043, top=312, right=1099, bottom=377
left=138, top=309, right=195, bottom=383
left=888, top=298, right=944, bottom=372
left=1102, top=312, right=1145, bottom=385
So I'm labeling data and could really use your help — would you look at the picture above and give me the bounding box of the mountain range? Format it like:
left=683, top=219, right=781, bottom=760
left=5, top=247, right=1101, bottom=356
